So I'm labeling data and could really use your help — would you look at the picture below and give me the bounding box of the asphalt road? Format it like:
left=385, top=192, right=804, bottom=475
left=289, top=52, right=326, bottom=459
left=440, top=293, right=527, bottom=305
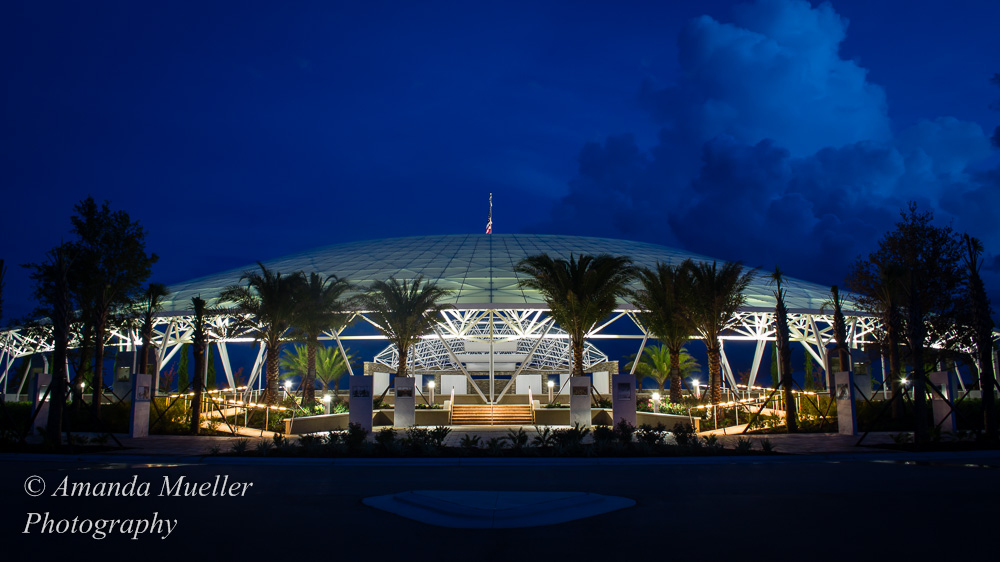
left=2, top=454, right=997, bottom=561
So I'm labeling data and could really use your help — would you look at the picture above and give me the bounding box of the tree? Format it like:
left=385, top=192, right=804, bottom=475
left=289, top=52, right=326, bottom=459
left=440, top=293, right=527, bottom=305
left=845, top=203, right=963, bottom=443
left=630, top=262, right=697, bottom=402
left=25, top=248, right=73, bottom=445
left=189, top=296, right=207, bottom=434
left=515, top=254, right=636, bottom=379
left=357, top=276, right=448, bottom=400
left=219, top=263, right=305, bottom=406
left=280, top=344, right=355, bottom=398
left=770, top=267, right=797, bottom=432
left=292, top=272, right=353, bottom=406
left=177, top=344, right=189, bottom=393
left=136, top=283, right=170, bottom=378
left=685, top=260, right=755, bottom=404
left=66, top=197, right=158, bottom=419
left=803, top=353, right=816, bottom=391
left=960, top=234, right=997, bottom=437
left=626, top=344, right=700, bottom=394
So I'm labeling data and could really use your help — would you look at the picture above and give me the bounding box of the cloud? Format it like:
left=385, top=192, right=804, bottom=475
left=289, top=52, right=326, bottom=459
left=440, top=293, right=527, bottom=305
left=536, top=0, right=998, bottom=305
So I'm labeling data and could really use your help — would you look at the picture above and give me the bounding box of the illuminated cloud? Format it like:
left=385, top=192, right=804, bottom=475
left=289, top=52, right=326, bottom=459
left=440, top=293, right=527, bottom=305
left=539, top=0, right=998, bottom=302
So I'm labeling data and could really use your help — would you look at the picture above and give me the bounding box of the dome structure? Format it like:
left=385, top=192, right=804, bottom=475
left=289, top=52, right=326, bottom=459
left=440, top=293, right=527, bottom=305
left=0, top=233, right=879, bottom=397
left=162, top=233, right=858, bottom=314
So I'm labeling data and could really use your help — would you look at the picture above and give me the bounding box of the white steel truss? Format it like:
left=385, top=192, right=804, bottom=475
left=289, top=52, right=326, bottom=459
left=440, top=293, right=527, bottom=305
left=2, top=306, right=993, bottom=393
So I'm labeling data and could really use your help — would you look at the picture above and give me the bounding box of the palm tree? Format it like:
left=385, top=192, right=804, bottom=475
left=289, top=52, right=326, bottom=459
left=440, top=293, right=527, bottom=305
left=770, top=267, right=797, bottom=432
left=281, top=344, right=355, bottom=399
left=219, top=263, right=306, bottom=405
left=626, top=344, right=700, bottom=394
left=357, top=276, right=449, bottom=401
left=26, top=249, right=72, bottom=445
left=823, top=285, right=851, bottom=384
left=136, top=282, right=170, bottom=377
left=189, top=296, right=207, bottom=434
left=685, top=260, right=755, bottom=404
left=515, top=254, right=636, bottom=379
left=292, top=272, right=353, bottom=406
left=961, top=234, right=996, bottom=437
left=630, top=262, right=696, bottom=402
left=848, top=263, right=907, bottom=419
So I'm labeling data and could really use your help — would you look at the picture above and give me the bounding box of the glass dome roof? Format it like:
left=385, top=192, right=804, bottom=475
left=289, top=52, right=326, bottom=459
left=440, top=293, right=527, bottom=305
left=161, top=233, right=857, bottom=314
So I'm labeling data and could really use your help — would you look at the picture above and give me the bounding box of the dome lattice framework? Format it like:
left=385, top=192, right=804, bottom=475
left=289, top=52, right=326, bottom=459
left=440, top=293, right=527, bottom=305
left=1, top=234, right=891, bottom=397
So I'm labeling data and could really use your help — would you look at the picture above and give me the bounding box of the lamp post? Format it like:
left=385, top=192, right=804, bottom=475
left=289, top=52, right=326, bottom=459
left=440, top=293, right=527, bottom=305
left=547, top=380, right=555, bottom=403
left=283, top=380, right=292, bottom=400
left=322, top=393, right=331, bottom=415
left=692, top=379, right=701, bottom=400
left=428, top=380, right=435, bottom=406
left=651, top=392, right=661, bottom=413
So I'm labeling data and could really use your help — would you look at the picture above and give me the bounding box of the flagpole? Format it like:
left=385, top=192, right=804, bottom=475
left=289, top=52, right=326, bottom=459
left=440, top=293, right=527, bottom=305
left=486, top=192, right=493, bottom=234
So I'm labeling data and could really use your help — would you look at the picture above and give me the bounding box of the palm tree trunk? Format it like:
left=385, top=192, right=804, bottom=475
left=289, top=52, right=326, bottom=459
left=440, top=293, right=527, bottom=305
left=978, top=333, right=997, bottom=438
left=779, top=340, right=797, bottom=432
left=707, top=344, right=721, bottom=404
left=304, top=334, right=318, bottom=407
left=658, top=380, right=665, bottom=393
left=887, top=327, right=902, bottom=420
left=138, top=323, right=151, bottom=376
left=190, top=338, right=205, bottom=434
left=71, top=323, right=93, bottom=414
left=46, top=260, right=71, bottom=446
left=264, top=338, right=280, bottom=406
left=669, top=347, right=682, bottom=402
left=908, top=285, right=928, bottom=444
left=572, top=338, right=585, bottom=378
left=91, top=315, right=105, bottom=419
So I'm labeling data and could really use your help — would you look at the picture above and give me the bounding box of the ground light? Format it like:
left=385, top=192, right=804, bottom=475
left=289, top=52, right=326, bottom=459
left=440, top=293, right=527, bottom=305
left=692, top=379, right=701, bottom=400
left=428, top=380, right=435, bottom=404
left=547, top=380, right=554, bottom=402
left=322, top=393, right=331, bottom=414
left=651, top=392, right=661, bottom=412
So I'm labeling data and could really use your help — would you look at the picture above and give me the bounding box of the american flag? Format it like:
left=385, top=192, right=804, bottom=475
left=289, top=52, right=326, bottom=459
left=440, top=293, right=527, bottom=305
left=486, top=193, right=493, bottom=234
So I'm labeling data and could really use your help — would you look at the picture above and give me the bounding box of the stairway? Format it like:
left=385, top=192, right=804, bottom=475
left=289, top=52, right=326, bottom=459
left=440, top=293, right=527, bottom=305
left=450, top=404, right=534, bottom=425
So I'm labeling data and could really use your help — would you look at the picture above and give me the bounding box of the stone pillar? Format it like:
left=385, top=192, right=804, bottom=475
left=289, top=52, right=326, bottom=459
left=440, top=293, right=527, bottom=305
left=611, top=374, right=636, bottom=428
left=113, top=366, right=132, bottom=403
left=592, top=371, right=610, bottom=395
left=349, top=375, right=374, bottom=432
left=569, top=377, right=591, bottom=428
left=929, top=371, right=957, bottom=434
left=834, top=371, right=857, bottom=435
left=394, top=377, right=415, bottom=427
left=129, top=373, right=153, bottom=438
left=365, top=362, right=391, bottom=398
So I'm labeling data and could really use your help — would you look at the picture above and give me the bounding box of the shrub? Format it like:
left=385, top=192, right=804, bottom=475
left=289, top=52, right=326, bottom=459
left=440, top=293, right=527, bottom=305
left=459, top=434, right=482, bottom=450
left=532, top=426, right=555, bottom=448
left=230, top=438, right=249, bottom=455
left=428, top=426, right=451, bottom=447
left=635, top=424, right=664, bottom=446
left=672, top=423, right=696, bottom=447
left=345, top=422, right=369, bottom=451
left=506, top=428, right=529, bottom=451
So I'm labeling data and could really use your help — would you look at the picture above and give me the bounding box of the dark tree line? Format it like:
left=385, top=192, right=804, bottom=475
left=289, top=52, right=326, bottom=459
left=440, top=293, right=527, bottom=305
left=846, top=202, right=996, bottom=442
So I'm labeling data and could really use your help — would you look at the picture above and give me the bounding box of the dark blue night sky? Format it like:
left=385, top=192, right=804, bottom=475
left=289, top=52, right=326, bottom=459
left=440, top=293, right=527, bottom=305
left=2, top=0, right=999, bottom=322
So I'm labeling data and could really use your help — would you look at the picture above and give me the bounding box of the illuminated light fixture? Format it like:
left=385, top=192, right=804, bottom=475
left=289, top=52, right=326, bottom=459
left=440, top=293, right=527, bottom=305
left=547, top=379, right=555, bottom=402
left=284, top=381, right=292, bottom=390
